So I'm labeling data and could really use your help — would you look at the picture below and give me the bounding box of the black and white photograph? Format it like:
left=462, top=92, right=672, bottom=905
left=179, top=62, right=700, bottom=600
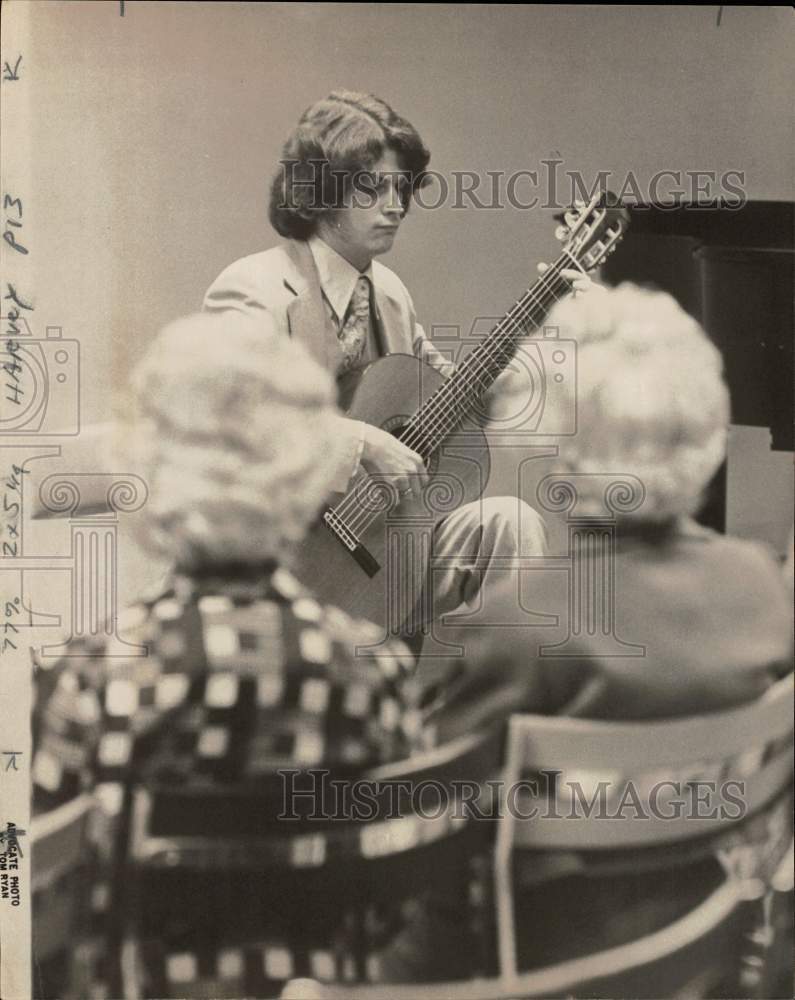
left=0, top=3, right=793, bottom=999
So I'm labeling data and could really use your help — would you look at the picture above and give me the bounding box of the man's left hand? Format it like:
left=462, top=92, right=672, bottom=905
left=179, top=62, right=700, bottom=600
left=537, top=260, right=605, bottom=298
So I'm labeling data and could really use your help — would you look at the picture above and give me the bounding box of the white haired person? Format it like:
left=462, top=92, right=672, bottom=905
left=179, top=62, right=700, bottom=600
left=31, top=313, right=443, bottom=999
left=510, top=281, right=793, bottom=718
left=469, top=284, right=792, bottom=983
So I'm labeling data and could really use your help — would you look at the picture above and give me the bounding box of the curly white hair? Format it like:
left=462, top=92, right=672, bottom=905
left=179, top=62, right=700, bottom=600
left=121, top=311, right=346, bottom=567
left=535, top=283, right=730, bottom=521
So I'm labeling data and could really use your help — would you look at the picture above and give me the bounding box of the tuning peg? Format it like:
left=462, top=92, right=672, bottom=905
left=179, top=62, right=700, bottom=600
left=555, top=225, right=569, bottom=242
left=564, top=210, right=579, bottom=228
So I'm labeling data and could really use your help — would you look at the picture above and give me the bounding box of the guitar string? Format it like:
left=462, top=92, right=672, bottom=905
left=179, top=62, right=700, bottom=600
left=331, top=255, right=574, bottom=537
left=337, top=264, right=573, bottom=537
left=376, top=257, right=571, bottom=458
left=410, top=269, right=570, bottom=447
left=331, top=287, right=564, bottom=535
left=334, top=257, right=573, bottom=536
left=336, top=298, right=566, bottom=537
left=390, top=213, right=616, bottom=455
left=400, top=267, right=572, bottom=457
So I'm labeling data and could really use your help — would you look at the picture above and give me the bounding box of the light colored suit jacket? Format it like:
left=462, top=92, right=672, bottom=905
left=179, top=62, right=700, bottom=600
left=203, top=239, right=458, bottom=490
left=203, top=238, right=444, bottom=376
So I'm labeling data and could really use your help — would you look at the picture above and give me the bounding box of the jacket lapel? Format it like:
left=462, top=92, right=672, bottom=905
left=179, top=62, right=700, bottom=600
left=373, top=286, right=410, bottom=356
left=284, top=240, right=333, bottom=371
left=283, top=240, right=413, bottom=367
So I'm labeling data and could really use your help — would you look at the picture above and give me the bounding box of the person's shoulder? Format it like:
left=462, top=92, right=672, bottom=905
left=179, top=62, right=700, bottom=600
left=678, top=520, right=792, bottom=625
left=225, top=243, right=295, bottom=271
left=204, top=243, right=301, bottom=299
left=269, top=568, right=415, bottom=676
left=210, top=244, right=297, bottom=280
left=372, top=259, right=413, bottom=306
left=681, top=519, right=783, bottom=577
left=34, top=599, right=163, bottom=717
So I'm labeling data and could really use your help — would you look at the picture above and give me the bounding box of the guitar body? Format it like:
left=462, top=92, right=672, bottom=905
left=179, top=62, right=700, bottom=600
left=293, top=353, right=491, bottom=633
left=293, top=195, right=630, bottom=632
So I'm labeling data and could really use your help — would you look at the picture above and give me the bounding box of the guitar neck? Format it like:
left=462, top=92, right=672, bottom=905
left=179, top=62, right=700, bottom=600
left=408, top=252, right=576, bottom=455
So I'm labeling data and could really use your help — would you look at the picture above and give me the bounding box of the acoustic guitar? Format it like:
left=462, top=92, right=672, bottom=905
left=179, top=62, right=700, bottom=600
left=294, top=194, right=629, bottom=633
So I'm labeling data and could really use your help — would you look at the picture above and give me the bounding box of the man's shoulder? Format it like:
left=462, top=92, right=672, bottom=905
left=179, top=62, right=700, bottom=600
left=372, top=258, right=413, bottom=306
left=210, top=243, right=297, bottom=282
left=204, top=243, right=306, bottom=309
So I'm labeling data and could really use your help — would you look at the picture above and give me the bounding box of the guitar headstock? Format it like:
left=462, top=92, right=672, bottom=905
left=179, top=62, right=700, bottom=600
left=555, top=192, right=630, bottom=272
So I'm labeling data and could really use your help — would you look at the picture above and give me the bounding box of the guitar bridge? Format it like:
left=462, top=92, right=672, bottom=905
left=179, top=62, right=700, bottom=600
left=323, top=511, right=380, bottom=578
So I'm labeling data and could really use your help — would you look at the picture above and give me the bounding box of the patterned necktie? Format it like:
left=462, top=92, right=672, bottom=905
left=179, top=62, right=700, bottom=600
left=337, top=275, right=371, bottom=372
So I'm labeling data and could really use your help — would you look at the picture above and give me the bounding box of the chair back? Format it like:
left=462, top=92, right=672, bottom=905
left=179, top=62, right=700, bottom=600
left=288, top=680, right=793, bottom=999
left=124, top=727, right=503, bottom=996
left=284, top=873, right=750, bottom=997
left=504, top=672, right=794, bottom=850
left=495, top=674, right=795, bottom=983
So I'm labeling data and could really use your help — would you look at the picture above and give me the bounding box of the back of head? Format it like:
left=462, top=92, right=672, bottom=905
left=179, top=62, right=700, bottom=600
left=124, top=311, right=341, bottom=569
left=541, top=283, right=730, bottom=522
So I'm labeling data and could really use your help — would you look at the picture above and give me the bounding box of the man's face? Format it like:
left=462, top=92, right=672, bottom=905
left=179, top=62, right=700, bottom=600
left=318, top=149, right=409, bottom=269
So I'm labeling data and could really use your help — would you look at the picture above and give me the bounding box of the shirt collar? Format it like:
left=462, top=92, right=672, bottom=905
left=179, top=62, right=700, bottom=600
left=308, top=235, right=374, bottom=325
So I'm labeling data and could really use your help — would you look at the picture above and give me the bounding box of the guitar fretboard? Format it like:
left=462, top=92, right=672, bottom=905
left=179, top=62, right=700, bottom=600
left=402, top=253, right=575, bottom=457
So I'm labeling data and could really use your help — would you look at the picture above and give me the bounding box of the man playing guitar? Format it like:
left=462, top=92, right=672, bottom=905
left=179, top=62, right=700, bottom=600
left=204, top=90, right=595, bottom=635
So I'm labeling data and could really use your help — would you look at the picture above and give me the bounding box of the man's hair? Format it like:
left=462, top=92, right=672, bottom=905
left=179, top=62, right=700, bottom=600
left=269, top=90, right=431, bottom=239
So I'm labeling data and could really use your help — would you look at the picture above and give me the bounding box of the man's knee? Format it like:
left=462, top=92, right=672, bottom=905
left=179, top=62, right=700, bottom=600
left=480, top=496, right=548, bottom=557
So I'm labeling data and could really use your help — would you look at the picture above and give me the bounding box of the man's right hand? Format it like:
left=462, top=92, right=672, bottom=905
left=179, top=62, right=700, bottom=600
left=360, top=424, right=428, bottom=495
